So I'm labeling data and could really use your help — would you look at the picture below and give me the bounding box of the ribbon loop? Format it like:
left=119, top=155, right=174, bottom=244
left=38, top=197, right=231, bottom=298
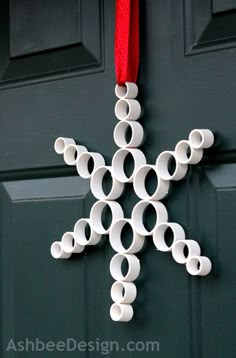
left=115, top=0, right=140, bottom=86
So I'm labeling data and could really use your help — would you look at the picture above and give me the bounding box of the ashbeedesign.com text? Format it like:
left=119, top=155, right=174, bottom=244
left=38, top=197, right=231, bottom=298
left=6, top=338, right=160, bottom=355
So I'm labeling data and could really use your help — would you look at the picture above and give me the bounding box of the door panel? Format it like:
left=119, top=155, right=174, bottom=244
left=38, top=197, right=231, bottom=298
left=0, top=176, right=91, bottom=358
left=212, top=0, right=236, bottom=14
left=10, top=0, right=81, bottom=57
left=199, top=164, right=236, bottom=358
left=1, top=0, right=102, bottom=81
left=0, top=1, right=236, bottom=357
left=0, top=0, right=107, bottom=172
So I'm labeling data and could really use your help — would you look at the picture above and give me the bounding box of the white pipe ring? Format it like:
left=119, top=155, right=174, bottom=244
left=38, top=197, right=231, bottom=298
left=76, top=152, right=105, bottom=179
left=91, top=166, right=124, bottom=200
left=156, top=150, right=188, bottom=181
left=133, top=164, right=170, bottom=200
left=109, top=218, right=145, bottom=254
left=63, top=144, right=87, bottom=166
left=172, top=239, right=201, bottom=264
left=110, top=303, right=134, bottom=322
left=175, top=140, right=203, bottom=165
left=90, top=200, right=124, bottom=235
left=111, top=281, right=137, bottom=304
left=153, top=222, right=186, bottom=252
left=115, top=82, right=138, bottom=99
left=54, top=137, right=75, bottom=154
left=50, top=241, right=71, bottom=259
left=110, top=253, right=141, bottom=281
left=73, top=218, right=101, bottom=246
left=186, top=255, right=212, bottom=276
left=115, top=99, right=141, bottom=121
left=112, top=148, right=146, bottom=183
left=131, top=200, right=168, bottom=236
left=113, top=121, right=144, bottom=148
left=61, top=231, right=85, bottom=254
left=189, top=129, right=214, bottom=149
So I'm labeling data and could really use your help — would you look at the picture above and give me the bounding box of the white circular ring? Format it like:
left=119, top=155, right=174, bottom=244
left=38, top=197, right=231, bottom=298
left=113, top=120, right=144, bottom=148
left=132, top=200, right=168, bottom=236
left=110, top=253, right=141, bottom=281
left=111, top=281, right=137, bottom=304
left=189, top=129, right=214, bottom=149
left=112, top=148, right=146, bottom=183
left=156, top=150, right=188, bottom=181
left=91, top=166, right=124, bottom=200
left=110, top=218, right=145, bottom=254
left=50, top=241, right=71, bottom=259
left=63, top=144, right=87, bottom=165
left=153, top=222, right=185, bottom=252
left=186, top=255, right=212, bottom=276
left=134, top=164, right=170, bottom=200
left=115, top=99, right=141, bottom=121
left=61, top=231, right=85, bottom=254
left=74, top=219, right=101, bottom=246
left=175, top=140, right=203, bottom=165
left=172, top=239, right=201, bottom=264
left=110, top=303, right=134, bottom=322
left=90, top=201, right=124, bottom=235
left=115, top=82, right=138, bottom=99
left=76, top=152, right=105, bottom=179
left=54, top=137, right=75, bottom=154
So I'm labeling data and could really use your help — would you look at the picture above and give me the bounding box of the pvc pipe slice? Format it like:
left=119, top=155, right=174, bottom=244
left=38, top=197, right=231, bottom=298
left=156, top=150, right=188, bottom=181
left=131, top=200, right=168, bottom=236
left=113, top=121, right=144, bottom=148
left=63, top=144, right=87, bottom=166
left=186, top=255, right=212, bottom=276
left=90, top=200, right=124, bottom=235
left=110, top=303, right=134, bottom=322
left=175, top=140, right=203, bottom=165
left=91, top=166, right=124, bottom=200
left=109, top=218, right=145, bottom=254
left=189, top=129, right=214, bottom=149
left=61, top=231, right=85, bottom=254
left=112, top=148, right=146, bottom=183
left=153, top=222, right=186, bottom=252
left=172, top=239, right=201, bottom=264
left=115, top=99, right=141, bottom=121
left=74, top=218, right=102, bottom=246
left=133, top=164, right=170, bottom=200
left=54, top=137, right=75, bottom=154
left=110, top=253, right=141, bottom=281
left=115, top=82, right=138, bottom=99
left=50, top=241, right=71, bottom=259
left=110, top=281, right=137, bottom=304
left=76, top=152, right=105, bottom=179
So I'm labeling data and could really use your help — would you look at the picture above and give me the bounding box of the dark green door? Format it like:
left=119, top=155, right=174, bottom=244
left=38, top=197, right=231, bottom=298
left=0, top=1, right=236, bottom=357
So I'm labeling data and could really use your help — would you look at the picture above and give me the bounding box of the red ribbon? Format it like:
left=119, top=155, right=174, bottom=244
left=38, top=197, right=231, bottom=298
left=115, top=0, right=140, bottom=86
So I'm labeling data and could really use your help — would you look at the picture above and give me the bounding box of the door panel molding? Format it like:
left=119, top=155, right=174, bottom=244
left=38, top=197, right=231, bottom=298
left=0, top=0, right=104, bottom=88
left=212, top=0, right=236, bottom=14
left=0, top=177, right=92, bottom=356
left=188, top=164, right=236, bottom=358
left=184, top=0, right=236, bottom=55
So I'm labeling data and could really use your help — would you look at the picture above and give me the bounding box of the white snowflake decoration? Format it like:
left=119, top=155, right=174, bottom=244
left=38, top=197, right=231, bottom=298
left=51, top=82, right=214, bottom=322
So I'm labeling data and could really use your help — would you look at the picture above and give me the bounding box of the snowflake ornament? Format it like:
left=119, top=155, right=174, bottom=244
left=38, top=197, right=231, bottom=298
left=51, top=82, right=214, bottom=322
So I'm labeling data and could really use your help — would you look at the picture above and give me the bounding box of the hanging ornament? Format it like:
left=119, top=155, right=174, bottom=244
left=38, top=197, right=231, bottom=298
left=51, top=0, right=214, bottom=322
